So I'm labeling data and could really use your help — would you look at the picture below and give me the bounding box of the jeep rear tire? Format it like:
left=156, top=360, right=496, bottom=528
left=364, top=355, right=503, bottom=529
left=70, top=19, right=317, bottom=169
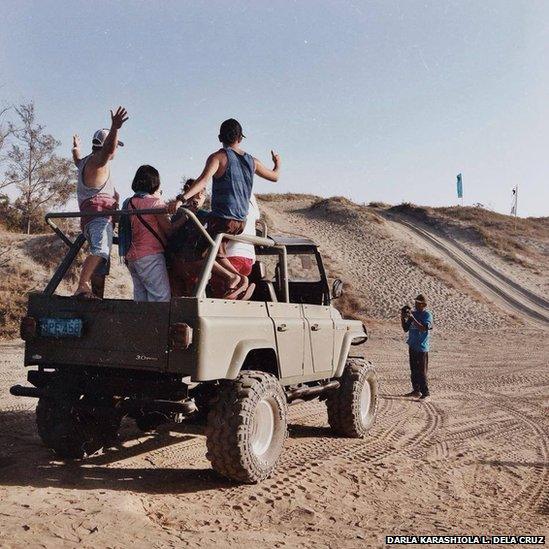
left=36, top=397, right=119, bottom=459
left=205, top=371, right=287, bottom=483
left=326, top=358, right=378, bottom=438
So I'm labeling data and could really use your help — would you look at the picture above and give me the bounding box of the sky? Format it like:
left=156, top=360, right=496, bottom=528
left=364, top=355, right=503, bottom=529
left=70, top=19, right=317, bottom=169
left=1, top=0, right=548, bottom=217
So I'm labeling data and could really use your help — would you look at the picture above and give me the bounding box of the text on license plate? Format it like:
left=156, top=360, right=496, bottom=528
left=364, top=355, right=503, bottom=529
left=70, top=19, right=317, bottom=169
left=39, top=318, right=83, bottom=338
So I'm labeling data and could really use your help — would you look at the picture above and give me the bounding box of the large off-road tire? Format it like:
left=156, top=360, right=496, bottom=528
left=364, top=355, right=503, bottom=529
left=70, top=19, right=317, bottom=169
left=205, top=371, right=288, bottom=483
left=36, top=396, right=120, bottom=460
left=326, top=358, right=378, bottom=438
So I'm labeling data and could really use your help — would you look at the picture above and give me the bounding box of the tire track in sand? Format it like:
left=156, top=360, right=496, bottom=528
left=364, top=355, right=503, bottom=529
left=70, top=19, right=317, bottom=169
left=140, top=396, right=442, bottom=528
left=387, top=216, right=549, bottom=327
left=467, top=390, right=549, bottom=516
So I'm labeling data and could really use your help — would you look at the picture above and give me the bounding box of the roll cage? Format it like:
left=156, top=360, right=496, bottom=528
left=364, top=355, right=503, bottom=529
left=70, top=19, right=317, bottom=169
left=43, top=208, right=331, bottom=305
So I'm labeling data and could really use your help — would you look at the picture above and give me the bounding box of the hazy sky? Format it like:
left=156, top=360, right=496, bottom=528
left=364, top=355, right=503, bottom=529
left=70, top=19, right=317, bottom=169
left=1, top=0, right=548, bottom=216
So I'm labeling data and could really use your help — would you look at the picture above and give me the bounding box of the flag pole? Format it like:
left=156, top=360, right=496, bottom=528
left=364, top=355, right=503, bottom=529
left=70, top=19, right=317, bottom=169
left=514, top=184, right=518, bottom=232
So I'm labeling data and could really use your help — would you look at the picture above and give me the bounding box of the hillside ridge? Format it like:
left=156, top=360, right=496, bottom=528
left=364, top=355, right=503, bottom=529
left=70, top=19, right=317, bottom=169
left=1, top=194, right=547, bottom=338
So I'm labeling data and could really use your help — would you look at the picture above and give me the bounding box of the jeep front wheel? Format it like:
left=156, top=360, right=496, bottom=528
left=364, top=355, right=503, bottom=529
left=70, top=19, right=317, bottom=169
left=326, top=358, right=378, bottom=438
left=205, top=371, right=287, bottom=483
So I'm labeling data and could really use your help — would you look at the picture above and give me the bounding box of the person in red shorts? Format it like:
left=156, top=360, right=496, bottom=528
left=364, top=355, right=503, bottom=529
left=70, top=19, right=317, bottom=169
left=177, top=119, right=279, bottom=299
left=210, top=193, right=260, bottom=296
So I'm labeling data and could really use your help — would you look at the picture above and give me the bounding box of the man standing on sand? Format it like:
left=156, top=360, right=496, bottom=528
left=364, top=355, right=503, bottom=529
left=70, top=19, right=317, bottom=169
left=401, top=294, right=433, bottom=401
left=72, top=107, right=128, bottom=298
left=178, top=118, right=280, bottom=299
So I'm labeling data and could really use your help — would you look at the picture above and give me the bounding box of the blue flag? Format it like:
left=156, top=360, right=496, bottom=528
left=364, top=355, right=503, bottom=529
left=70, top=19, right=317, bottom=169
left=456, top=174, right=463, bottom=198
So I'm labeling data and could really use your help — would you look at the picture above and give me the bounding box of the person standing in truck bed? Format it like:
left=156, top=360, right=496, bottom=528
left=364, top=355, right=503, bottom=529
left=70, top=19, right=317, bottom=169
left=177, top=118, right=280, bottom=299
left=72, top=107, right=128, bottom=299
left=209, top=193, right=260, bottom=297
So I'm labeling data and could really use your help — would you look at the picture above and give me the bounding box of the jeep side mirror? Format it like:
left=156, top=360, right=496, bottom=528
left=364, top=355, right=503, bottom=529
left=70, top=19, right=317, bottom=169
left=332, top=279, right=343, bottom=299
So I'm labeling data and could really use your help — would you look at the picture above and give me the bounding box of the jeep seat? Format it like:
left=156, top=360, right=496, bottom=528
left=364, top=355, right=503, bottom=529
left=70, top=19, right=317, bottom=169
left=250, top=261, right=278, bottom=302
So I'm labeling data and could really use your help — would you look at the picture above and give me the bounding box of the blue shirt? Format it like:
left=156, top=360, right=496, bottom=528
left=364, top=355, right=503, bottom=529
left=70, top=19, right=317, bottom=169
left=406, top=309, right=433, bottom=352
left=211, top=147, right=254, bottom=221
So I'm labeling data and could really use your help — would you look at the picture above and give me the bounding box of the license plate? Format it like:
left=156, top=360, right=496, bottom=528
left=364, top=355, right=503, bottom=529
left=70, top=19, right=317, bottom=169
left=39, top=318, right=83, bottom=338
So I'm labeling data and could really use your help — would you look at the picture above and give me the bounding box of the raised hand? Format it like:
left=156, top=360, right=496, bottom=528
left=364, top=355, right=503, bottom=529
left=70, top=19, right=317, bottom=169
left=271, top=150, right=280, bottom=167
left=110, top=106, right=129, bottom=129
left=72, top=134, right=81, bottom=149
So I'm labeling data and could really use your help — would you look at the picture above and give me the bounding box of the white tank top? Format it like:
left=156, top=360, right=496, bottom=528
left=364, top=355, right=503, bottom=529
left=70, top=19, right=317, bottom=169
left=76, top=154, right=115, bottom=206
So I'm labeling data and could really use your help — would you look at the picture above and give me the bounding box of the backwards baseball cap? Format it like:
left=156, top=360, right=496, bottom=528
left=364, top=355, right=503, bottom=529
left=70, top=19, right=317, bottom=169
left=92, top=128, right=124, bottom=148
left=218, top=118, right=245, bottom=144
left=415, top=294, right=427, bottom=305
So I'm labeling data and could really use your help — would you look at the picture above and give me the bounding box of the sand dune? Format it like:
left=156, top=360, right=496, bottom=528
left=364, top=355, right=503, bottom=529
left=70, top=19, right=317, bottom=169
left=0, top=195, right=547, bottom=547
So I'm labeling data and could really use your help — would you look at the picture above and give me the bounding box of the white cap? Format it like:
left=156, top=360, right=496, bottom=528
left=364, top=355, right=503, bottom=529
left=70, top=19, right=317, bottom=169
left=92, top=128, right=124, bottom=148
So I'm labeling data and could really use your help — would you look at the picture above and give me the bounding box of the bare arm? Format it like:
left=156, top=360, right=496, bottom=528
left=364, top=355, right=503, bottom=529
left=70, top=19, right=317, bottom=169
left=94, top=107, right=129, bottom=167
left=181, top=153, right=220, bottom=201
left=254, top=150, right=280, bottom=182
left=72, top=135, right=81, bottom=166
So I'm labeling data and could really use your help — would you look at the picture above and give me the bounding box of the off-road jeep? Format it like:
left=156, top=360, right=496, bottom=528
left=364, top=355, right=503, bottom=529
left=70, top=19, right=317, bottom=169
left=11, top=207, right=378, bottom=483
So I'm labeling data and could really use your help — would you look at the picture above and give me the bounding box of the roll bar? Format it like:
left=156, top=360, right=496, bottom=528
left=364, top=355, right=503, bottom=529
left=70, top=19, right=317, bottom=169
left=45, top=208, right=216, bottom=248
left=43, top=208, right=284, bottom=300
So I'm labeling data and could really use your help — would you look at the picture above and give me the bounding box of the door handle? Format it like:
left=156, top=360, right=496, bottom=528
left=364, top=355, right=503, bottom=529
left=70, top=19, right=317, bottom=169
left=277, top=324, right=287, bottom=332
left=311, top=323, right=320, bottom=331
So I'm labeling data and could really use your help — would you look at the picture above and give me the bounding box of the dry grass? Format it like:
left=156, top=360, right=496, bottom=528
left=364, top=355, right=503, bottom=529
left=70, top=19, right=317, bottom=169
left=23, top=234, right=83, bottom=282
left=258, top=193, right=320, bottom=203
left=259, top=194, right=385, bottom=225
left=0, top=231, right=85, bottom=339
left=407, top=250, right=487, bottom=304
left=368, top=201, right=390, bottom=208
left=391, top=203, right=548, bottom=270
left=0, top=263, right=39, bottom=339
left=321, top=252, right=368, bottom=321
left=334, top=284, right=367, bottom=321
left=309, top=196, right=385, bottom=226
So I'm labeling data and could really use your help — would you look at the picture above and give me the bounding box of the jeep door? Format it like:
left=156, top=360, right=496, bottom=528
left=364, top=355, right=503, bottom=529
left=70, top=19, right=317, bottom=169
left=266, top=302, right=305, bottom=378
left=285, top=250, right=334, bottom=375
left=303, top=304, right=334, bottom=374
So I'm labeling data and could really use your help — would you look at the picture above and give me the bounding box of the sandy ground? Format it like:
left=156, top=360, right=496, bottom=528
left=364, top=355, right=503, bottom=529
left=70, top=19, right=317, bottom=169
left=260, top=197, right=509, bottom=330
left=1, top=197, right=548, bottom=547
left=0, top=326, right=547, bottom=548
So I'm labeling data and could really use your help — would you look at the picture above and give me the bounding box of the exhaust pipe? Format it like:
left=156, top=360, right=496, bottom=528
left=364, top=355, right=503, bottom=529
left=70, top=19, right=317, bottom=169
left=123, top=398, right=197, bottom=416
left=287, top=380, right=340, bottom=403
left=10, top=385, right=43, bottom=398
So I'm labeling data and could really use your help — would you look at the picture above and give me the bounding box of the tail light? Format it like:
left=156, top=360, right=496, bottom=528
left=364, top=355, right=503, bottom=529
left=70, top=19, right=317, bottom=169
left=20, top=316, right=37, bottom=340
left=170, top=323, right=193, bottom=350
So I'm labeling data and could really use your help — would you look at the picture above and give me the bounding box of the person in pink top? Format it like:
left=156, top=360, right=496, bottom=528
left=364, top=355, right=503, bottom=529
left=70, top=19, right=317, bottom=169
left=124, top=165, right=174, bottom=302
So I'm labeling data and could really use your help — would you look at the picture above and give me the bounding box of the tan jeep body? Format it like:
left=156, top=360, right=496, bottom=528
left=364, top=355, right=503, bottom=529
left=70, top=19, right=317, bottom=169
left=13, top=208, right=376, bottom=483
left=24, top=294, right=365, bottom=384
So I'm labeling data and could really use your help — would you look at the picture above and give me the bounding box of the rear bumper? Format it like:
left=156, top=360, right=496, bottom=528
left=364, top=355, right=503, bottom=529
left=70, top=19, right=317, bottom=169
left=19, top=366, right=189, bottom=401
